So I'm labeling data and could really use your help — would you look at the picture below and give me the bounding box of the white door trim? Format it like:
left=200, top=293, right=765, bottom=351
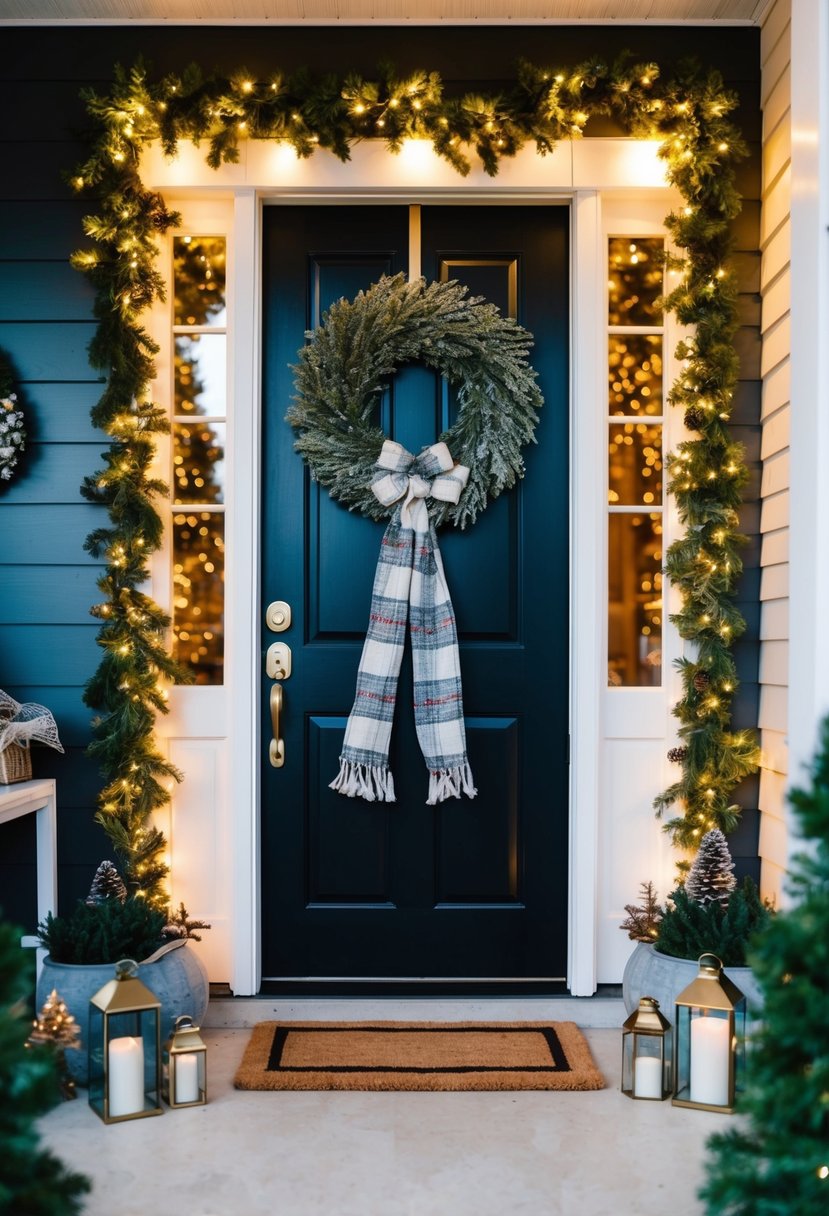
left=143, top=140, right=676, bottom=996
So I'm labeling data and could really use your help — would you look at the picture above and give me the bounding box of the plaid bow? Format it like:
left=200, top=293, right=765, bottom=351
left=330, top=440, right=477, bottom=805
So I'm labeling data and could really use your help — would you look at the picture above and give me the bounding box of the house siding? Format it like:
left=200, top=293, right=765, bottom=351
left=0, top=24, right=761, bottom=981
left=758, top=0, right=791, bottom=906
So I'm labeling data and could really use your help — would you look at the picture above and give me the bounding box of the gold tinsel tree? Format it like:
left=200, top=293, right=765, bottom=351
left=27, top=989, right=81, bottom=1100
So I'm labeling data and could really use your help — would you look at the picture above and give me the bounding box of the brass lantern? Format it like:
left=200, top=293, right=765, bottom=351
left=162, top=1015, right=207, bottom=1107
left=621, top=996, right=672, bottom=1100
left=672, top=952, right=746, bottom=1113
left=88, top=959, right=162, bottom=1124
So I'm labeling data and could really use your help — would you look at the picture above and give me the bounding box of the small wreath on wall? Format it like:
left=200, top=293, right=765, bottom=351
left=287, top=273, right=543, bottom=530
left=0, top=349, right=26, bottom=486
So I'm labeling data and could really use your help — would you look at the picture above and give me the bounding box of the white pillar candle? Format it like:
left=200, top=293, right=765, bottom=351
left=174, top=1053, right=200, bottom=1104
left=633, top=1054, right=663, bottom=1099
left=690, top=1015, right=730, bottom=1106
left=108, top=1035, right=145, bottom=1118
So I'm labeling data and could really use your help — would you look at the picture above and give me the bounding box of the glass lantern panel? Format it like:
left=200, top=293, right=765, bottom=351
left=608, top=422, right=663, bottom=506
left=173, top=1051, right=206, bottom=1104
left=608, top=237, right=664, bottom=325
left=173, top=421, right=226, bottom=505
left=632, top=1032, right=666, bottom=1099
left=608, top=512, right=663, bottom=687
left=173, top=236, right=227, bottom=327
left=608, top=334, right=663, bottom=416
left=678, top=1007, right=733, bottom=1108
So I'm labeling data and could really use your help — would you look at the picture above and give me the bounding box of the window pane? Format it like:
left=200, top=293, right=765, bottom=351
left=608, top=237, right=664, bottom=325
left=173, top=422, right=226, bottom=505
left=174, top=334, right=226, bottom=417
left=172, top=511, right=225, bottom=686
left=609, top=334, right=663, bottom=416
left=608, top=422, right=663, bottom=506
left=173, top=236, right=227, bottom=326
left=608, top=512, right=662, bottom=687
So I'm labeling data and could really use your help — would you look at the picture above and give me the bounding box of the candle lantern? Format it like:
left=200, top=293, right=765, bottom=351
left=621, top=996, right=672, bottom=1100
left=88, top=959, right=163, bottom=1124
left=162, top=1015, right=207, bottom=1107
left=672, top=952, right=746, bottom=1113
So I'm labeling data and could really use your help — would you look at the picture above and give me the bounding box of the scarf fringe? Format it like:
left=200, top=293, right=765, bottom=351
left=426, top=763, right=478, bottom=805
left=330, top=759, right=396, bottom=803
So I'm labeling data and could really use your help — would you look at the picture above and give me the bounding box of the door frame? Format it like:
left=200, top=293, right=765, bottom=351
left=144, top=140, right=680, bottom=996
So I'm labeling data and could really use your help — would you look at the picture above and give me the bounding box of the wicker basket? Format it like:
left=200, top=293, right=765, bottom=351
left=0, top=742, right=32, bottom=784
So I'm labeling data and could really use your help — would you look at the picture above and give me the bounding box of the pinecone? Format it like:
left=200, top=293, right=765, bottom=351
left=667, top=745, right=688, bottom=763
left=684, top=405, right=705, bottom=431
left=693, top=670, right=711, bottom=693
left=144, top=191, right=175, bottom=232
left=86, top=860, right=127, bottom=905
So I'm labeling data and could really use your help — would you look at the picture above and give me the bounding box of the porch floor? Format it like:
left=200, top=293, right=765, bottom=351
left=39, top=1021, right=728, bottom=1216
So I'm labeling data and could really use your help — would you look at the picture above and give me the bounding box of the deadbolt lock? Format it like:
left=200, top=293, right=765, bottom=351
left=266, top=642, right=292, bottom=681
left=266, top=600, right=292, bottom=632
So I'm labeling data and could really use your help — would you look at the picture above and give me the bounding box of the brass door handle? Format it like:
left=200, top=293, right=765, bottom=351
left=269, top=683, right=285, bottom=768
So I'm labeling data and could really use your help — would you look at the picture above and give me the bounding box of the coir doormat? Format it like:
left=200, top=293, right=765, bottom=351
left=233, top=1021, right=605, bottom=1092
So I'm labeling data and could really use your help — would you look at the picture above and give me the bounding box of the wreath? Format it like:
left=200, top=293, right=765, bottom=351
left=0, top=350, right=26, bottom=485
left=287, top=273, right=543, bottom=530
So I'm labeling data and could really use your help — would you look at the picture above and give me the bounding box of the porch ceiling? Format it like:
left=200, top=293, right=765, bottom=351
left=0, top=0, right=768, bottom=24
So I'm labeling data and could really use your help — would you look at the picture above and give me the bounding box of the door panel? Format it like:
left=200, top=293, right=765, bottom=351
left=261, top=203, right=569, bottom=987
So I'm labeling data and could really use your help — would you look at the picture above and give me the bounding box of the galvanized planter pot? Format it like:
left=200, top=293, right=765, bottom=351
left=622, top=942, right=763, bottom=1027
left=36, top=939, right=209, bottom=1085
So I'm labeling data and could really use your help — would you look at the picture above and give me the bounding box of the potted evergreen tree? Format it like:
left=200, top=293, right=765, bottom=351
left=622, top=829, right=770, bottom=1021
left=37, top=861, right=210, bottom=1085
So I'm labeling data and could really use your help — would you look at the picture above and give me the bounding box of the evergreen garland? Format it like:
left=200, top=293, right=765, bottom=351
left=69, top=53, right=758, bottom=879
left=701, top=717, right=829, bottom=1216
left=288, top=273, right=542, bottom=530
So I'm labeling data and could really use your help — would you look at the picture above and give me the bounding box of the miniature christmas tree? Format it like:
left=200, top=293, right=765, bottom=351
left=620, top=881, right=663, bottom=942
left=685, top=828, right=736, bottom=907
left=701, top=717, right=829, bottom=1216
left=27, top=989, right=81, bottom=1100
left=85, top=858, right=127, bottom=905
left=0, top=917, right=89, bottom=1213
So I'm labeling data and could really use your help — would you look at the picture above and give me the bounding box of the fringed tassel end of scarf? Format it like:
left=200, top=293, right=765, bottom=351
left=330, top=759, right=396, bottom=803
left=426, top=762, right=477, bottom=805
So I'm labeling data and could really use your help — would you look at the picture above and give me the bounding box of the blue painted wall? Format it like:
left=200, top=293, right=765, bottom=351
left=0, top=23, right=762, bottom=928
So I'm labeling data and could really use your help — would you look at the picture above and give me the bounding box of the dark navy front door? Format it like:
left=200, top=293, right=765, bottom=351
left=261, top=204, right=569, bottom=989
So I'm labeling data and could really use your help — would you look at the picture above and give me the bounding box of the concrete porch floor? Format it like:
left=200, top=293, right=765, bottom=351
left=38, top=999, right=729, bottom=1216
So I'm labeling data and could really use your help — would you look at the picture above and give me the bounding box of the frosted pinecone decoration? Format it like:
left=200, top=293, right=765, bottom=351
left=85, top=860, right=128, bottom=905
left=685, top=829, right=737, bottom=908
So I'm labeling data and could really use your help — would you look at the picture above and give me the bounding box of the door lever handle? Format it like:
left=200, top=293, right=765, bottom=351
left=269, top=683, right=285, bottom=768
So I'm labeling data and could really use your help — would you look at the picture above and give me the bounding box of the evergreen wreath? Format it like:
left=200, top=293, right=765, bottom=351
left=0, top=349, right=26, bottom=485
left=287, top=273, right=543, bottom=531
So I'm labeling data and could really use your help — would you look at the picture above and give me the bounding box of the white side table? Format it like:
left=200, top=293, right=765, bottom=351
left=0, top=778, right=57, bottom=974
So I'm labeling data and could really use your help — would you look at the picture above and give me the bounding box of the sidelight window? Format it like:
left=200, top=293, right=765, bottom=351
left=607, top=237, right=665, bottom=688
left=170, top=236, right=227, bottom=685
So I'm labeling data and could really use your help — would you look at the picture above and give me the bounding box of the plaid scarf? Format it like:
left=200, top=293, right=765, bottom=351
left=330, top=440, right=477, bottom=805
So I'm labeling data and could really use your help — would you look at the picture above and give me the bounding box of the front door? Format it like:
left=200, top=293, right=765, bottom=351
left=261, top=203, right=569, bottom=990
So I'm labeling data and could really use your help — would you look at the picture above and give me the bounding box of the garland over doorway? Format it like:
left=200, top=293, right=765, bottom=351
left=71, top=55, right=759, bottom=901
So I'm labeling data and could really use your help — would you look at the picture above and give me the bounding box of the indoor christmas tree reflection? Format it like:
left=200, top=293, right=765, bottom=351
left=171, top=237, right=226, bottom=685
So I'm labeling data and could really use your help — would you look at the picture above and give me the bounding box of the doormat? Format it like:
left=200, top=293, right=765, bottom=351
left=233, top=1021, right=605, bottom=1092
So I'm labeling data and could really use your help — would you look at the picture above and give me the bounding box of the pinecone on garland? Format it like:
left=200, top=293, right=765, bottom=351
left=128, top=282, right=155, bottom=308
left=684, top=405, right=706, bottom=431
left=85, top=859, right=127, bottom=906
left=27, top=988, right=81, bottom=1100
left=144, top=191, right=176, bottom=232
left=668, top=745, right=689, bottom=763
left=693, top=669, right=711, bottom=693
left=685, top=828, right=736, bottom=908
